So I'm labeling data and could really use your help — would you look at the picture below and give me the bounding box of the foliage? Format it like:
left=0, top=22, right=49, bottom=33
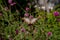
left=0, top=0, right=60, bottom=40
left=54, top=4, right=60, bottom=12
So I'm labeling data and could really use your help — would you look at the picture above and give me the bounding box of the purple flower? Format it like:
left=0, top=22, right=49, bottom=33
left=29, top=15, right=33, bottom=19
left=8, top=0, right=16, bottom=6
left=21, top=28, right=25, bottom=32
left=8, top=0, right=12, bottom=4
left=24, top=13, right=29, bottom=17
left=25, top=7, right=30, bottom=11
left=10, top=2, right=16, bottom=6
left=15, top=29, right=19, bottom=35
left=53, top=11, right=59, bottom=16
left=48, top=32, right=52, bottom=36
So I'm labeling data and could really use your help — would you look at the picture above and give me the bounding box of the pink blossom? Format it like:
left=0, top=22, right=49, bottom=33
left=8, top=0, right=12, bottom=4
left=53, top=11, right=60, bottom=16
left=8, top=0, right=16, bottom=6
left=24, top=13, right=29, bottom=17
left=10, top=2, right=16, bottom=6
left=21, top=28, right=26, bottom=32
left=48, top=32, right=52, bottom=36
left=25, top=7, right=30, bottom=11
left=29, top=15, right=34, bottom=19
left=15, top=29, right=19, bottom=35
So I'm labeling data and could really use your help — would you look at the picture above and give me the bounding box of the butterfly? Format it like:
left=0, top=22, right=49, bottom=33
left=22, top=16, right=41, bottom=24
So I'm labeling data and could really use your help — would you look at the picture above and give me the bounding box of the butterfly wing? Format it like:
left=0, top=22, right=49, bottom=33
left=31, top=18, right=38, bottom=24
left=23, top=18, right=30, bottom=24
